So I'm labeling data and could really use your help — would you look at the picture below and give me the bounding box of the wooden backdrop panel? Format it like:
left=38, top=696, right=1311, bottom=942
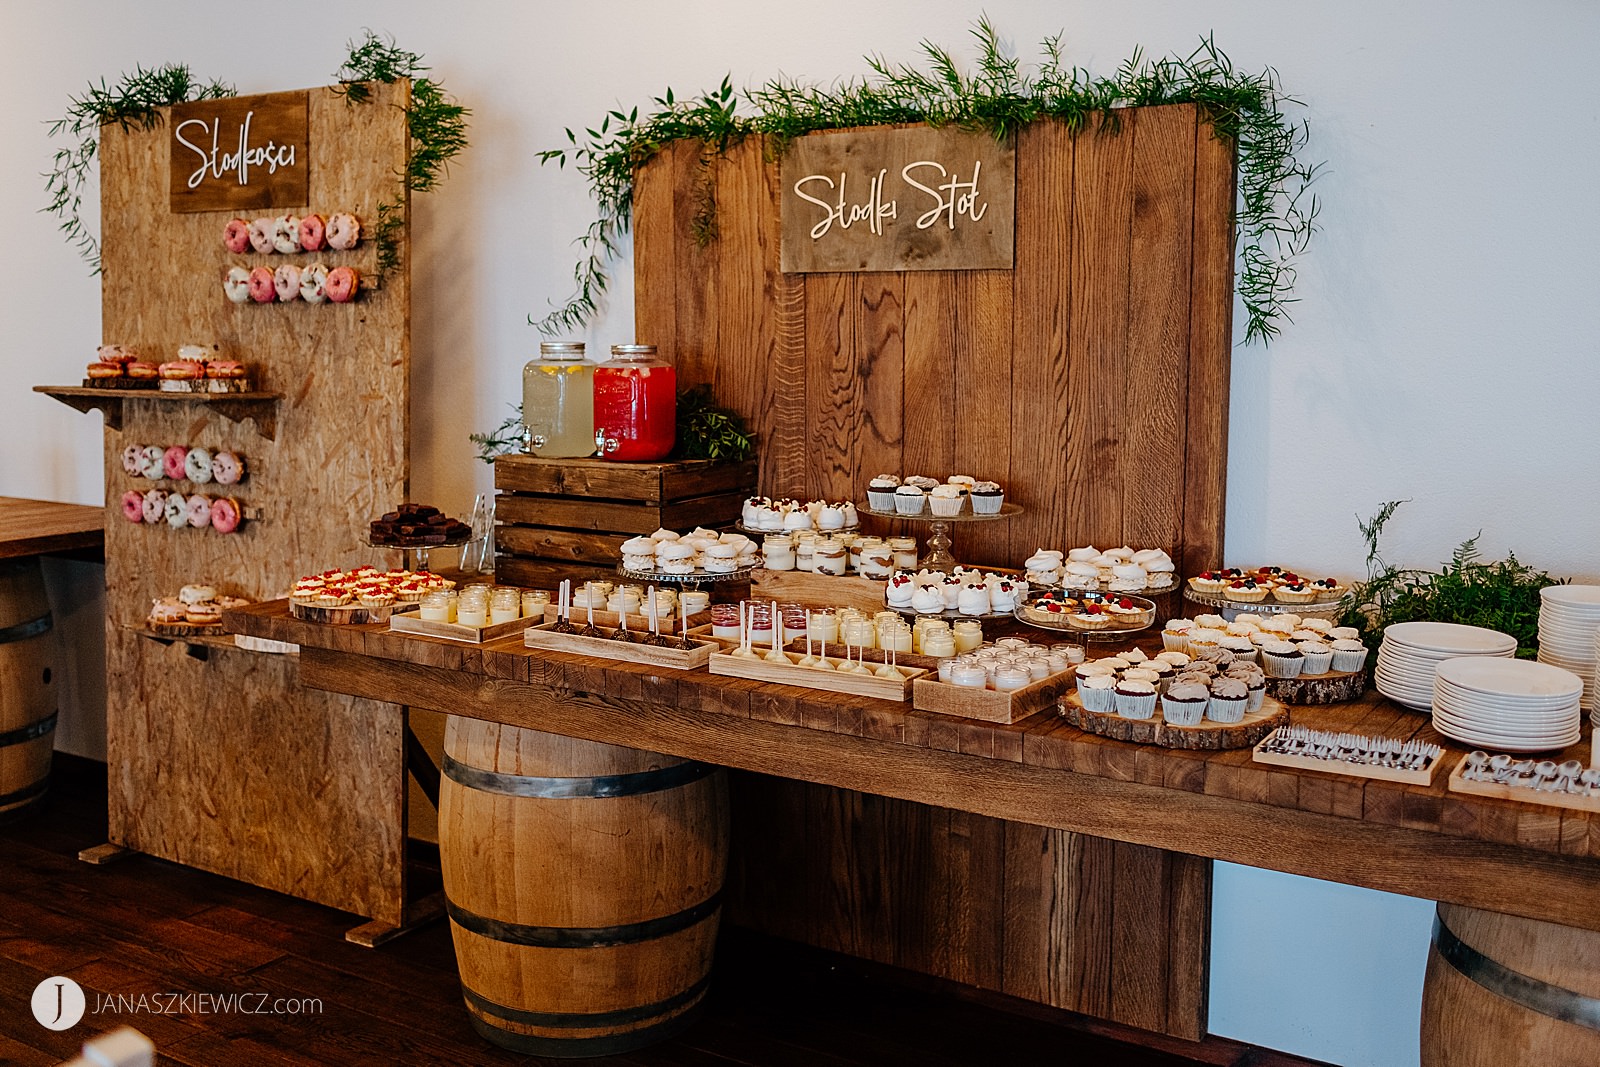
left=636, top=103, right=1235, bottom=1040
left=99, top=82, right=412, bottom=923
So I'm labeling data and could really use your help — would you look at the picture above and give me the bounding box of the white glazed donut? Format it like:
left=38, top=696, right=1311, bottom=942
left=273, top=264, right=301, bottom=302
left=164, top=491, right=189, bottom=528
left=210, top=451, right=244, bottom=486
left=121, top=445, right=144, bottom=475
left=325, top=213, right=361, bottom=251
left=141, top=489, right=168, bottom=524
left=184, top=447, right=214, bottom=484
left=272, top=214, right=301, bottom=254
left=139, top=445, right=166, bottom=479
left=299, top=263, right=328, bottom=304
left=248, top=218, right=275, bottom=254
left=224, top=266, right=252, bottom=303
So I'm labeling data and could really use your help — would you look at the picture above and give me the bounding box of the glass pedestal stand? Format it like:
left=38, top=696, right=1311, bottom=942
left=858, top=502, right=1023, bottom=569
left=362, top=536, right=469, bottom=573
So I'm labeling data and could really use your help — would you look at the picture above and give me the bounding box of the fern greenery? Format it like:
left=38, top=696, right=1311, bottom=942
left=1338, top=501, right=1564, bottom=659
left=532, top=21, right=1320, bottom=344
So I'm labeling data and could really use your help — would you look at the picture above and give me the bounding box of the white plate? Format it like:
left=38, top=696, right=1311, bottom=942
left=1432, top=716, right=1581, bottom=743
left=1381, top=621, right=1517, bottom=654
left=1540, top=585, right=1600, bottom=608
left=1434, top=656, right=1584, bottom=698
left=1431, top=724, right=1581, bottom=752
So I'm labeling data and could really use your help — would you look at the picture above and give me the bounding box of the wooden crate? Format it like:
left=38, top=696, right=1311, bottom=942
left=493, top=454, right=758, bottom=589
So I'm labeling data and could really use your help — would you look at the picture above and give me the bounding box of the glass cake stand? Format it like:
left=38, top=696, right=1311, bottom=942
left=858, top=502, right=1022, bottom=569
left=617, top=562, right=756, bottom=589
left=361, top=533, right=469, bottom=573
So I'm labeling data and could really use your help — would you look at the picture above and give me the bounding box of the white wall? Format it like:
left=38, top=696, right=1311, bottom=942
left=4, top=2, right=1598, bottom=1064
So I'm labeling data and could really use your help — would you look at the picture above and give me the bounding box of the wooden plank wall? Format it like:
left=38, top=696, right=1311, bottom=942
left=98, top=83, right=412, bottom=924
left=634, top=104, right=1236, bottom=1040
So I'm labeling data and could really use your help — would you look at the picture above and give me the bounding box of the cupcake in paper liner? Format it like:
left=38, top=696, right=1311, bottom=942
left=1259, top=640, right=1305, bottom=678
left=1114, top=679, right=1158, bottom=720
left=867, top=474, right=901, bottom=511
left=1225, top=664, right=1268, bottom=712
left=1206, top=677, right=1249, bottom=723
left=893, top=484, right=926, bottom=516
left=1298, top=640, right=1334, bottom=675
left=1161, top=681, right=1210, bottom=726
left=1078, top=673, right=1117, bottom=713
left=1329, top=639, right=1368, bottom=673
left=969, top=480, right=1004, bottom=515
left=927, top=483, right=964, bottom=517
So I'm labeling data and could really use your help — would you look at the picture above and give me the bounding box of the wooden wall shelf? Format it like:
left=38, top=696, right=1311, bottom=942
left=126, top=626, right=289, bottom=661
left=33, top=386, right=283, bottom=439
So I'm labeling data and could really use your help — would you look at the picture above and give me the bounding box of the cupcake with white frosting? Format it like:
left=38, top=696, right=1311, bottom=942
left=893, top=484, right=926, bottom=516
left=867, top=474, right=901, bottom=511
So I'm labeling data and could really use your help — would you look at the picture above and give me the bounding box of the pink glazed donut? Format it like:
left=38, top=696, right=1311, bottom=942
left=325, top=266, right=359, bottom=304
left=186, top=493, right=212, bottom=529
left=298, top=214, right=326, bottom=252
left=248, top=267, right=276, bottom=303
left=162, top=445, right=189, bottom=480
left=119, top=490, right=145, bottom=523
left=210, top=451, right=245, bottom=486
left=223, top=219, right=251, bottom=253
left=120, top=444, right=144, bottom=475
left=273, top=264, right=301, bottom=302
left=209, top=497, right=241, bottom=534
left=325, top=213, right=361, bottom=251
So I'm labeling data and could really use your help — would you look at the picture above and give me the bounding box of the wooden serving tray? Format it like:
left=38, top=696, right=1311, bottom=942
left=523, top=622, right=717, bottom=670
left=289, top=598, right=407, bottom=625
left=709, top=649, right=926, bottom=701
left=1062, top=691, right=1288, bottom=750
left=913, top=672, right=1073, bottom=724
left=749, top=569, right=887, bottom=615
left=543, top=605, right=711, bottom=635
left=1252, top=729, right=1439, bottom=785
left=389, top=612, right=532, bottom=644
left=1447, top=759, right=1600, bottom=814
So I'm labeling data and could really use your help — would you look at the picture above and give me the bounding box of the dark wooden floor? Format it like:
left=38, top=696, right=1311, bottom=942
left=0, top=756, right=1326, bottom=1067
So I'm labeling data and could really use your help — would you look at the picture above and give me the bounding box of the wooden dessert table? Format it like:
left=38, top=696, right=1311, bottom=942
left=227, top=598, right=1600, bottom=1057
left=0, top=496, right=104, bottom=561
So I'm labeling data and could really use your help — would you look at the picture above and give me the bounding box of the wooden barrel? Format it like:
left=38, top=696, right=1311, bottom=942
left=1422, top=903, right=1600, bottom=1065
left=0, top=558, right=57, bottom=822
left=439, top=716, right=728, bottom=1057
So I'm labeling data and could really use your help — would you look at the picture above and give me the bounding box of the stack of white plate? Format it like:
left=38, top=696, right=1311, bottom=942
left=1536, top=585, right=1600, bottom=711
left=1431, top=656, right=1583, bottom=751
left=1374, top=621, right=1516, bottom=711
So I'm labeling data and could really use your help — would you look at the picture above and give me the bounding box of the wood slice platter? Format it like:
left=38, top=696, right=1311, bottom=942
left=1252, top=729, right=1440, bottom=786
left=82, top=378, right=158, bottom=390
left=1062, top=691, right=1288, bottom=750
left=1264, top=668, right=1367, bottom=705
left=143, top=619, right=225, bottom=637
left=523, top=622, right=717, bottom=670
left=388, top=613, right=532, bottom=644
left=913, top=672, right=1072, bottom=724
left=157, top=378, right=254, bottom=393
left=1447, top=759, right=1600, bottom=814
left=542, top=605, right=711, bottom=635
left=289, top=599, right=406, bottom=625
left=709, top=650, right=926, bottom=701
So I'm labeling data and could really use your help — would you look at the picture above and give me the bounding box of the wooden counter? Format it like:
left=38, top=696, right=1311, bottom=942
left=228, top=599, right=1600, bottom=935
left=0, top=496, right=103, bottom=560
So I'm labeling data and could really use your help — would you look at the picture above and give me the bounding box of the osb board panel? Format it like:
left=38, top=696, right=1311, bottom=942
left=634, top=104, right=1234, bottom=576
left=726, top=774, right=1209, bottom=1040
left=98, top=82, right=411, bottom=923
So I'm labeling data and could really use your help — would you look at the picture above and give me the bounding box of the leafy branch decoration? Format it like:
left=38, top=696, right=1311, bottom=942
left=533, top=22, right=1320, bottom=345
left=44, top=64, right=235, bottom=272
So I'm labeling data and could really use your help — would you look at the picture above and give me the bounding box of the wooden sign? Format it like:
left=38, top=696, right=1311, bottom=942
left=169, top=91, right=309, bottom=213
left=780, top=126, right=1014, bottom=273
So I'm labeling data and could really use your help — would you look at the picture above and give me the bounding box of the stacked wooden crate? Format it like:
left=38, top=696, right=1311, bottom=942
left=493, top=454, right=758, bottom=589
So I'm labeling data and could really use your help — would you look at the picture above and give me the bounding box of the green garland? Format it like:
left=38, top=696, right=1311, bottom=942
left=532, top=21, right=1320, bottom=345
left=45, top=65, right=235, bottom=272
